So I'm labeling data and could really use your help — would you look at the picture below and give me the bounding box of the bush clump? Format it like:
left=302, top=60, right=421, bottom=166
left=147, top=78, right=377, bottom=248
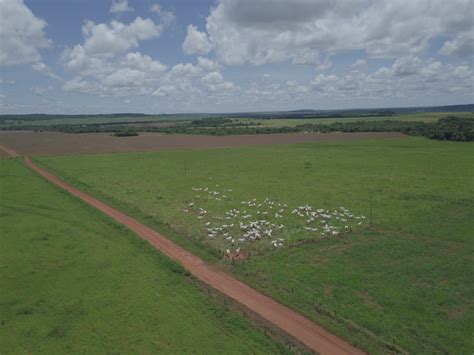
left=113, top=131, right=139, bottom=137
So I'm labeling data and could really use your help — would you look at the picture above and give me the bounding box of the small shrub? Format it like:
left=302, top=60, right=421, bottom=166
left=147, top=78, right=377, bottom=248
left=113, top=131, right=139, bottom=137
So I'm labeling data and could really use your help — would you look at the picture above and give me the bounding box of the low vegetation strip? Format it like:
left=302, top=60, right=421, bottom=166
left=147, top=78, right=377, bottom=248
left=24, top=157, right=365, bottom=354
left=2, top=114, right=472, bottom=142
left=1, top=105, right=471, bottom=127
left=0, top=159, right=284, bottom=354
left=128, top=116, right=473, bottom=142
left=296, top=116, right=474, bottom=142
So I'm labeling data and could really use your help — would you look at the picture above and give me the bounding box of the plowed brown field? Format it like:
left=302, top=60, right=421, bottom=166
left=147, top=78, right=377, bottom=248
left=0, top=131, right=404, bottom=156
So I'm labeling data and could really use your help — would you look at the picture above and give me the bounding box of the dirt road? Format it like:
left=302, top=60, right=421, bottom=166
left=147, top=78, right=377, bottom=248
left=22, top=155, right=364, bottom=354
left=0, top=144, right=20, bottom=157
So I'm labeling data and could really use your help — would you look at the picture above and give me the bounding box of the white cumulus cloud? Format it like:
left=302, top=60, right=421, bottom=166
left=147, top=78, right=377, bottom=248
left=110, top=0, right=132, bottom=13
left=150, top=3, right=176, bottom=26
left=182, top=25, right=212, bottom=55
left=440, top=31, right=474, bottom=57
left=185, top=0, right=474, bottom=66
left=0, top=0, right=52, bottom=66
left=61, top=16, right=171, bottom=97
left=81, top=17, right=163, bottom=58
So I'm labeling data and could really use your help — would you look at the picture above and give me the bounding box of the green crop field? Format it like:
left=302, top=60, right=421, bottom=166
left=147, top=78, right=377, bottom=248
left=0, top=115, right=165, bottom=127
left=36, top=137, right=474, bottom=354
left=0, top=159, right=288, bottom=354
left=237, top=111, right=474, bottom=128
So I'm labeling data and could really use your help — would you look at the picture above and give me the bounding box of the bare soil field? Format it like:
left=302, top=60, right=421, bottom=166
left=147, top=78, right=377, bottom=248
left=0, top=131, right=405, bottom=156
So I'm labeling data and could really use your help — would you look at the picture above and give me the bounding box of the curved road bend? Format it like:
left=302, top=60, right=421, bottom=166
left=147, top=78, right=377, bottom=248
left=23, top=156, right=364, bottom=355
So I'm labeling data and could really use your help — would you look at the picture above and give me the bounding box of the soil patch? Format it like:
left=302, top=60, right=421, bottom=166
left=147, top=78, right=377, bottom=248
left=0, top=131, right=405, bottom=156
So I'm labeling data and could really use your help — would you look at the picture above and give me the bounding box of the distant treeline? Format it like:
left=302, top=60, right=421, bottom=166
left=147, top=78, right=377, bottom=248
left=0, top=113, right=148, bottom=123
left=191, top=117, right=233, bottom=126
left=156, top=116, right=473, bottom=141
left=301, top=116, right=473, bottom=142
left=1, top=104, right=472, bottom=123
left=1, top=116, right=472, bottom=142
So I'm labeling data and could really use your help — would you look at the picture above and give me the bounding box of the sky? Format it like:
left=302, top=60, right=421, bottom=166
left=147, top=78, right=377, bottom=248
left=0, top=0, right=473, bottom=114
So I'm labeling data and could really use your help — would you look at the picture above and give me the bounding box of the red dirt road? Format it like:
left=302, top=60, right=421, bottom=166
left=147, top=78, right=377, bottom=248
left=0, top=144, right=20, bottom=157
left=23, top=155, right=365, bottom=355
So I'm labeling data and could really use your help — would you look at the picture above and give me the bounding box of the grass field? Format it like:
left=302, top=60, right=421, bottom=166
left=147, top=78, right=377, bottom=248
left=36, top=137, right=474, bottom=353
left=0, top=159, right=288, bottom=354
left=0, top=115, right=165, bottom=127
left=238, top=111, right=474, bottom=128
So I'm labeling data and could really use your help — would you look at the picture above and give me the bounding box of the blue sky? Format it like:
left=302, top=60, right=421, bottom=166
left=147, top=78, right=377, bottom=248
left=1, top=0, right=473, bottom=114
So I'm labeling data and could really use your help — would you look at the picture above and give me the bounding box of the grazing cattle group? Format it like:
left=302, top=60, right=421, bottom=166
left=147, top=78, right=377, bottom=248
left=184, top=184, right=366, bottom=256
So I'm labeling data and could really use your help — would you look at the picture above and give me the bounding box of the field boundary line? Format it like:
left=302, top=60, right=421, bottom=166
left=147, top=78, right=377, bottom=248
left=24, top=156, right=365, bottom=355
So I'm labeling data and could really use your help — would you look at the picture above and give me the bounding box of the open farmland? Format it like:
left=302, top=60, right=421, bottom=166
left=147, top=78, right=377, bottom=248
left=0, top=115, right=162, bottom=127
left=35, top=137, right=474, bottom=353
left=238, top=111, right=474, bottom=128
left=3, top=0, right=473, bottom=353
left=0, top=159, right=288, bottom=354
left=2, top=110, right=472, bottom=137
left=0, top=131, right=403, bottom=156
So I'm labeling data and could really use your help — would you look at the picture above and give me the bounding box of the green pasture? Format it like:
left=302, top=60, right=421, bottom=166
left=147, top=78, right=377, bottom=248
left=0, top=115, right=165, bottom=127
left=36, top=137, right=474, bottom=353
left=239, top=111, right=474, bottom=127
left=0, top=159, right=286, bottom=354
